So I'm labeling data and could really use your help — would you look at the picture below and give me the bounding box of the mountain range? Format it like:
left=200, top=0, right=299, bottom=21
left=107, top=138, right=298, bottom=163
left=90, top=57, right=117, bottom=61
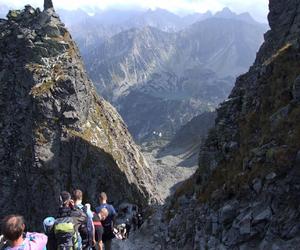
left=58, top=7, right=268, bottom=59
left=79, top=8, right=267, bottom=142
left=0, top=7, right=267, bottom=144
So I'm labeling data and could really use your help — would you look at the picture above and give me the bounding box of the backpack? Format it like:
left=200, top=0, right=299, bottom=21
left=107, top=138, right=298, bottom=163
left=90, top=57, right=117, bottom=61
left=74, top=206, right=90, bottom=248
left=43, top=217, right=56, bottom=250
left=54, top=217, right=79, bottom=250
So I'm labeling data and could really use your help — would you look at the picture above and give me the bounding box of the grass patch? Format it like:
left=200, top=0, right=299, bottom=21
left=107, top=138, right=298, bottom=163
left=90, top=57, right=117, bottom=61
left=30, top=79, right=55, bottom=96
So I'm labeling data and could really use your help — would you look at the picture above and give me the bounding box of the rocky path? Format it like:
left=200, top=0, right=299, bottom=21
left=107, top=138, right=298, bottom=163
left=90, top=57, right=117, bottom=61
left=112, top=144, right=198, bottom=249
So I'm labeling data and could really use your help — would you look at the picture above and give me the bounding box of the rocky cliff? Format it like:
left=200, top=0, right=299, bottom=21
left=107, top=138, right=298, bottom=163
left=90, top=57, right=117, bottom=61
left=163, top=0, right=300, bottom=249
left=0, top=5, right=157, bottom=228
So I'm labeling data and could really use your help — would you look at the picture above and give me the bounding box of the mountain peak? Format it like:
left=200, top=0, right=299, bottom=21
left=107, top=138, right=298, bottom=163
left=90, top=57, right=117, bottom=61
left=145, top=7, right=180, bottom=18
left=214, top=7, right=258, bottom=24
left=221, top=7, right=233, bottom=13
left=215, top=7, right=236, bottom=18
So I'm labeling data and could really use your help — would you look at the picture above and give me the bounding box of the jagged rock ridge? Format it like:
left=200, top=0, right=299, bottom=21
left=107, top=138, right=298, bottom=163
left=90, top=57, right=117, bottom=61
left=0, top=5, right=157, bottom=229
left=163, top=0, right=300, bottom=249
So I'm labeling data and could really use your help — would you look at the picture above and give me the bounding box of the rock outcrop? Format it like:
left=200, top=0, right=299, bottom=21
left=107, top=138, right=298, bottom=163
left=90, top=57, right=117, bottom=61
left=44, top=0, right=53, bottom=10
left=163, top=0, right=300, bottom=249
left=0, top=5, right=157, bottom=229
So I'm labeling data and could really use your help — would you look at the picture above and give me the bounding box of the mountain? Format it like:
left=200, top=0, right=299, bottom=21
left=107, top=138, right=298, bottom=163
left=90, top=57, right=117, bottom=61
left=182, top=11, right=213, bottom=26
left=215, top=7, right=238, bottom=19
left=154, top=112, right=217, bottom=169
left=84, top=17, right=266, bottom=142
left=117, top=69, right=232, bottom=142
left=215, top=7, right=261, bottom=25
left=0, top=5, right=157, bottom=228
left=58, top=7, right=265, bottom=56
left=163, top=0, right=300, bottom=248
left=177, top=18, right=266, bottom=76
left=162, top=112, right=217, bottom=154
left=125, top=8, right=183, bottom=32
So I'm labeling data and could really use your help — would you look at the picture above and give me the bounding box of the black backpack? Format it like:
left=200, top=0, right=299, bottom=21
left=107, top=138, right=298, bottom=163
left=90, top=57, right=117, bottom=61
left=75, top=206, right=90, bottom=248
left=54, top=216, right=79, bottom=250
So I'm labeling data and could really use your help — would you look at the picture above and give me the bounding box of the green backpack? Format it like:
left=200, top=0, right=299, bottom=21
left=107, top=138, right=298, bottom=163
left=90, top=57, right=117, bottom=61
left=54, top=217, right=79, bottom=250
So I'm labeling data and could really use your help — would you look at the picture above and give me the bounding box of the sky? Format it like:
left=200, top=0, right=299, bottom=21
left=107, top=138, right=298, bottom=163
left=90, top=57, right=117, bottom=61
left=0, top=0, right=269, bottom=23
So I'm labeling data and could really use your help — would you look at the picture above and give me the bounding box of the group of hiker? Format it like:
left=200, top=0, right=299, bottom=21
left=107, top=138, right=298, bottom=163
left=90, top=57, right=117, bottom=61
left=0, top=189, right=143, bottom=250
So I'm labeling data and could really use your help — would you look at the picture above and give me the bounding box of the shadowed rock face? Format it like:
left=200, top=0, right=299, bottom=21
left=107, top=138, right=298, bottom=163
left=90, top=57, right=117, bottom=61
left=0, top=6, right=157, bottom=229
left=163, top=0, right=300, bottom=249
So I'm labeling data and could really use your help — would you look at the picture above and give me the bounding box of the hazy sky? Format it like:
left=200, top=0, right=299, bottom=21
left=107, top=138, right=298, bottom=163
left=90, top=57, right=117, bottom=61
left=1, top=0, right=269, bottom=22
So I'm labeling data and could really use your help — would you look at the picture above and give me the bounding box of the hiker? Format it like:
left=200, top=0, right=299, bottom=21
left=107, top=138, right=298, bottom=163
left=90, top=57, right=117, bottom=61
left=137, top=213, right=143, bottom=229
left=92, top=208, right=109, bottom=250
left=72, top=189, right=94, bottom=249
left=1, top=214, right=47, bottom=250
left=95, top=192, right=117, bottom=250
left=54, top=191, right=88, bottom=250
left=124, top=219, right=131, bottom=239
left=131, top=206, right=138, bottom=231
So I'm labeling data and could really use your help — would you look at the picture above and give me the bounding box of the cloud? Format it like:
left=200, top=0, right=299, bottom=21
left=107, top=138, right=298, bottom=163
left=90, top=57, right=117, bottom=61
left=0, top=0, right=269, bottom=22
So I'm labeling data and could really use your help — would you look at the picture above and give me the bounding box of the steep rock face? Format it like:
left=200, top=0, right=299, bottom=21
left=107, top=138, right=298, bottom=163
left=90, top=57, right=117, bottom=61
left=0, top=6, right=157, bottom=228
left=164, top=0, right=300, bottom=249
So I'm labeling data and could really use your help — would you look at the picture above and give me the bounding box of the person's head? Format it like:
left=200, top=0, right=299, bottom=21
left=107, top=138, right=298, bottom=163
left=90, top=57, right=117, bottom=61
left=98, top=208, right=109, bottom=221
left=72, top=189, right=83, bottom=204
left=1, top=215, right=25, bottom=242
left=85, top=203, right=91, bottom=211
left=60, top=191, right=72, bottom=207
left=98, top=192, right=107, bottom=204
